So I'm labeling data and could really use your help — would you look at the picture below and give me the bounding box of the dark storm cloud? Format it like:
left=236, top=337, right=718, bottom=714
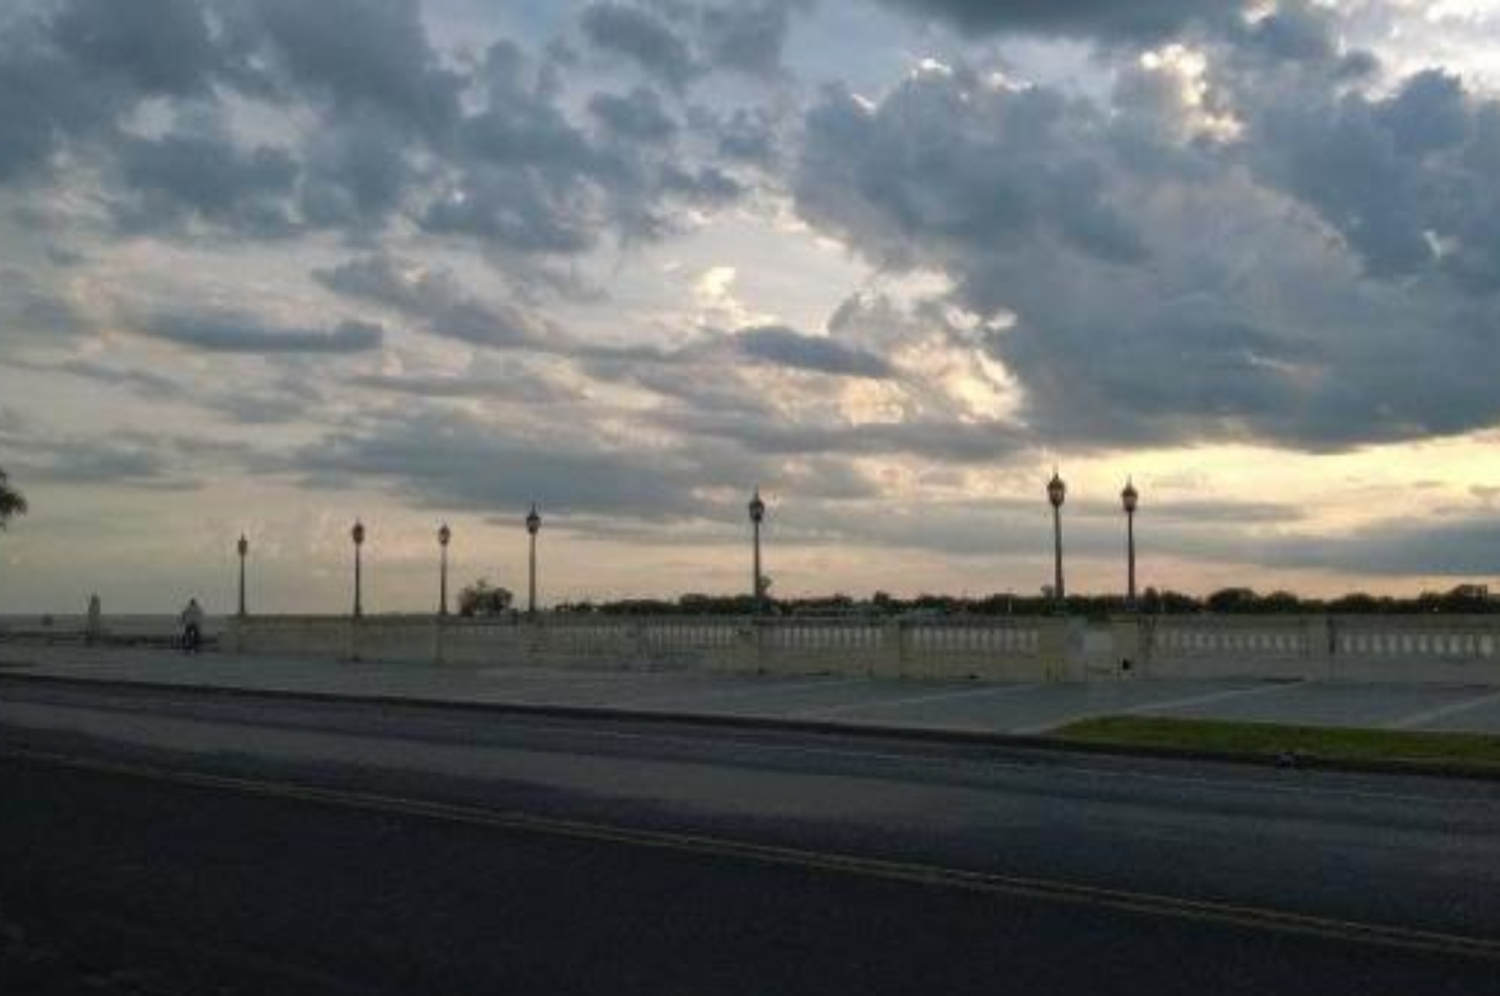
left=139, top=311, right=385, bottom=353
left=873, top=0, right=1245, bottom=43
left=734, top=325, right=893, bottom=378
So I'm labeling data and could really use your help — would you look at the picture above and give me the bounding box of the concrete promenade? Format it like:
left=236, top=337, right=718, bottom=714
left=8, top=644, right=1500, bottom=735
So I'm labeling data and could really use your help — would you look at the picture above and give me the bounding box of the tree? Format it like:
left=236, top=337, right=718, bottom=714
left=457, top=579, right=513, bottom=616
left=0, top=468, right=26, bottom=530
left=1206, top=587, right=1258, bottom=613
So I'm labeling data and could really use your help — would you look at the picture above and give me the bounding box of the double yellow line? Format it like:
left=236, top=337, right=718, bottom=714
left=5, top=746, right=1498, bottom=962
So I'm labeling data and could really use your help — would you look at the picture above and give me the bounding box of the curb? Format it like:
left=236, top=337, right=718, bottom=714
left=3, top=669, right=1499, bottom=783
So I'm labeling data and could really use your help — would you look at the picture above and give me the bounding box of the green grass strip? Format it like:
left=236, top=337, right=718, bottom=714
left=1052, top=715, right=1500, bottom=772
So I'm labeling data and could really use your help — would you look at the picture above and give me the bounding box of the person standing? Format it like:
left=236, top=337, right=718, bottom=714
left=86, top=594, right=102, bottom=646
left=180, top=598, right=204, bottom=653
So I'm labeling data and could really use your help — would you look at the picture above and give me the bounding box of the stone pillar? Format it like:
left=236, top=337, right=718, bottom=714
left=1305, top=615, right=1335, bottom=680
left=873, top=618, right=905, bottom=679
left=1110, top=615, right=1143, bottom=679
left=1037, top=616, right=1071, bottom=682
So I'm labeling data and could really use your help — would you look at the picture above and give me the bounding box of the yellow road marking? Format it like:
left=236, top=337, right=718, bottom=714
left=3, top=746, right=1499, bottom=961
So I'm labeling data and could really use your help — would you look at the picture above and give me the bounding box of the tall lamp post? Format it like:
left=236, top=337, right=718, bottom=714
left=1121, top=478, right=1139, bottom=610
left=1047, top=469, right=1067, bottom=607
left=437, top=522, right=452, bottom=617
left=748, top=489, right=766, bottom=614
left=526, top=504, right=541, bottom=616
left=236, top=534, right=249, bottom=617
left=351, top=520, right=366, bottom=618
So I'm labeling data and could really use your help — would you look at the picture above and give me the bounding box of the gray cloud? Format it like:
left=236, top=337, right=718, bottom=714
left=734, top=324, right=893, bottom=378
left=658, top=407, right=1028, bottom=464
left=297, top=112, right=417, bottom=230
left=0, top=7, right=133, bottom=180
left=792, top=55, right=1500, bottom=451
left=0, top=0, right=752, bottom=270
left=873, top=0, right=1245, bottom=43
left=51, top=0, right=216, bottom=95
left=0, top=268, right=87, bottom=342
left=225, top=0, right=462, bottom=134
left=580, top=3, right=700, bottom=90
left=795, top=71, right=1146, bottom=275
left=1246, top=68, right=1500, bottom=293
left=1251, top=516, right=1500, bottom=578
left=0, top=428, right=213, bottom=490
left=589, top=87, right=678, bottom=142
left=296, top=407, right=711, bottom=519
left=695, top=0, right=802, bottom=78
left=314, top=254, right=546, bottom=348
left=348, top=357, right=581, bottom=406
left=704, top=106, right=780, bottom=166
left=9, top=357, right=190, bottom=401
left=139, top=311, right=384, bottom=353
left=112, top=126, right=298, bottom=236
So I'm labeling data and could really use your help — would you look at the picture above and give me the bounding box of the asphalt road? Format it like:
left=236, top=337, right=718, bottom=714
left=2, top=678, right=1499, bottom=995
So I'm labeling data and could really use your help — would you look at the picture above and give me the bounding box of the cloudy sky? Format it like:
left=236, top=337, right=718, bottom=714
left=1, top=0, right=1499, bottom=613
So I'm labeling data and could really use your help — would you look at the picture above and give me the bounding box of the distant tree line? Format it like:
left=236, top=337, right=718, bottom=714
left=553, top=584, right=1498, bottom=618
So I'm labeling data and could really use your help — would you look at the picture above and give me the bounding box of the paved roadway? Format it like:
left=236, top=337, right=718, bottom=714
left=2, top=678, right=1500, bottom=994
left=10, top=644, right=1500, bottom=734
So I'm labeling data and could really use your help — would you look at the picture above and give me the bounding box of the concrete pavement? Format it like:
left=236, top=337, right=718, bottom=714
left=9, top=643, right=1500, bottom=735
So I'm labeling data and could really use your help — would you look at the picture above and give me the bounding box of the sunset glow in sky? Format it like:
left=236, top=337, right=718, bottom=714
left=1, top=0, right=1498, bottom=612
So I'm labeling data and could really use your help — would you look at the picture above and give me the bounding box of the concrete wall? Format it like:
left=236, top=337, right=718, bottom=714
left=226, top=613, right=1062, bottom=681
left=0, top=613, right=228, bottom=643
left=11, top=611, right=1499, bottom=685
left=1136, top=614, right=1500, bottom=684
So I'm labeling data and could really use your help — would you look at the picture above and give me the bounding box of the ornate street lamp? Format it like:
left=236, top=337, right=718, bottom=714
left=437, top=522, right=452, bottom=617
left=1047, top=469, right=1067, bottom=607
left=526, top=504, right=542, bottom=616
left=1121, top=478, right=1139, bottom=610
left=236, top=534, right=249, bottom=617
left=351, top=520, right=366, bottom=618
left=748, top=489, right=766, bottom=614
